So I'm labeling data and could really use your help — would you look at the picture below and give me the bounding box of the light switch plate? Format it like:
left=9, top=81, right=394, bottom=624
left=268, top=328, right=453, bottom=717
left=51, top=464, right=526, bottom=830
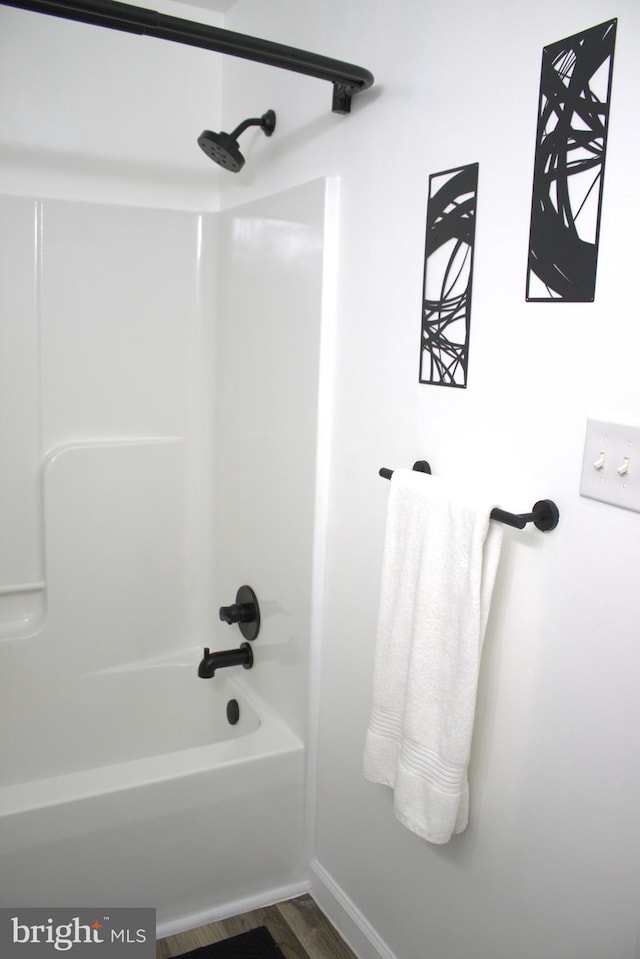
left=580, top=419, right=640, bottom=513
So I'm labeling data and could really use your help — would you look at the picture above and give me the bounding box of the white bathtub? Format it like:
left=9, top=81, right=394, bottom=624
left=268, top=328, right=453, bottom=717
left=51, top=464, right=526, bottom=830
left=0, top=662, right=308, bottom=934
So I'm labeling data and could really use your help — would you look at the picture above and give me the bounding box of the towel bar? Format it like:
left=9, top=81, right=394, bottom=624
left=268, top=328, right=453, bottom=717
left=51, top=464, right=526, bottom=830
left=379, top=461, right=559, bottom=532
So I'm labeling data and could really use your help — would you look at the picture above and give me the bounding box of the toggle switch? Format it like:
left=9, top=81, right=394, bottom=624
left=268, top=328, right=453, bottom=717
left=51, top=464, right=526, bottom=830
left=580, top=420, right=640, bottom=513
left=617, top=457, right=630, bottom=477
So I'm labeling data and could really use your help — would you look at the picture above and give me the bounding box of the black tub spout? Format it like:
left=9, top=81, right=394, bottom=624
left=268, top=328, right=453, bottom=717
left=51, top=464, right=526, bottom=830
left=198, top=642, right=253, bottom=679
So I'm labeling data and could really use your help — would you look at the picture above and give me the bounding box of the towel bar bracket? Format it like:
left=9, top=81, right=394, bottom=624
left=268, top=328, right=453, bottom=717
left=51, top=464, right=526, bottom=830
left=530, top=499, right=560, bottom=532
left=379, top=460, right=431, bottom=481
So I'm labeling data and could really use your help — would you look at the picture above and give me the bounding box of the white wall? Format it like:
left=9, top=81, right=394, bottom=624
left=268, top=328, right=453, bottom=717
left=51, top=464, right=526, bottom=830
left=220, top=2, right=640, bottom=958
left=0, top=0, right=224, bottom=209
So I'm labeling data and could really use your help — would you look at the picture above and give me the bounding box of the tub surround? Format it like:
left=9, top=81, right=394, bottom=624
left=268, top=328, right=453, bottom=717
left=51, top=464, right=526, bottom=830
left=0, top=180, right=330, bottom=927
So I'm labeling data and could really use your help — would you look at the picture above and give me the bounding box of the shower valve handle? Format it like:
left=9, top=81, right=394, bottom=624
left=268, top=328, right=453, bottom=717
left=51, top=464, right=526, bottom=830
left=219, top=602, right=255, bottom=625
left=218, top=585, right=261, bottom=641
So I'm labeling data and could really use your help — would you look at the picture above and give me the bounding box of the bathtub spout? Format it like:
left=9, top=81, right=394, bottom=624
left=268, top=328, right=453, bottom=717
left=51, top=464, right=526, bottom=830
left=198, top=642, right=253, bottom=678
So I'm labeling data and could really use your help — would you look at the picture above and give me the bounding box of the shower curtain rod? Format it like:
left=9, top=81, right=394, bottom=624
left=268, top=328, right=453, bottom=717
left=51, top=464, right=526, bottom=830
left=2, top=0, right=374, bottom=113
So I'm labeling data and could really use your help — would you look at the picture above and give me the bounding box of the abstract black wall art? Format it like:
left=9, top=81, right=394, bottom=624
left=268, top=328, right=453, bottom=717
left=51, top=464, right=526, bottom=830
left=526, top=19, right=617, bottom=302
left=419, top=163, right=478, bottom=388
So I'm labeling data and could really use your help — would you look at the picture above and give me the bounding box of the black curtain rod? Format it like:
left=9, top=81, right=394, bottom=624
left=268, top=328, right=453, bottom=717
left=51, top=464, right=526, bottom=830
left=379, top=461, right=560, bottom=532
left=1, top=0, right=374, bottom=113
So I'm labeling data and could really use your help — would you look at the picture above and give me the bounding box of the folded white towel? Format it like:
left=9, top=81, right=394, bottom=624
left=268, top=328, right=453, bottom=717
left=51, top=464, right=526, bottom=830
left=363, top=469, right=503, bottom=843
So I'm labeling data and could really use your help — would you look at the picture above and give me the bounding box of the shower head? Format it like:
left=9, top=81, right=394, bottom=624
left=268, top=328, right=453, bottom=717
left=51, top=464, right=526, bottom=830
left=198, top=109, right=276, bottom=172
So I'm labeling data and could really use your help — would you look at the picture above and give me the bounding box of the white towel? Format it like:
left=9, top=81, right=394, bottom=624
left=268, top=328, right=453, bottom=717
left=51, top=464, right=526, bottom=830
left=363, top=469, right=503, bottom=843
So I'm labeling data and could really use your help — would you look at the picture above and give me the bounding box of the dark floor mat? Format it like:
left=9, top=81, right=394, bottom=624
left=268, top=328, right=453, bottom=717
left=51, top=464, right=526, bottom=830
left=172, top=925, right=286, bottom=959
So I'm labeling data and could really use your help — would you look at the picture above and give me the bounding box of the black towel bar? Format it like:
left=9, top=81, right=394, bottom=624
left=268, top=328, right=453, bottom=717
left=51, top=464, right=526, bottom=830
left=379, top=461, right=559, bottom=532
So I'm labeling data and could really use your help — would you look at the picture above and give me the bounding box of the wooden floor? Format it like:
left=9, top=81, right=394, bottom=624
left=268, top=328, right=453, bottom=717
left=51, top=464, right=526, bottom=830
left=156, top=895, right=358, bottom=959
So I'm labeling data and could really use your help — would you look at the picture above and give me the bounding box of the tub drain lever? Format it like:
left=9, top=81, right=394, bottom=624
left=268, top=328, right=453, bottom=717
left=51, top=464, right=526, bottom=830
left=218, top=584, right=260, bottom=641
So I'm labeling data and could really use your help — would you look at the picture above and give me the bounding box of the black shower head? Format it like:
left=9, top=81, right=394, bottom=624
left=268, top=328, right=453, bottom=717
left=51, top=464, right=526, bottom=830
left=198, top=109, right=276, bottom=172
left=197, top=130, right=245, bottom=172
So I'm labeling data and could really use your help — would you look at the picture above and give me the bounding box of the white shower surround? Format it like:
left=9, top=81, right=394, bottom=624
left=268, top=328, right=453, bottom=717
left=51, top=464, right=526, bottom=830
left=0, top=178, right=334, bottom=929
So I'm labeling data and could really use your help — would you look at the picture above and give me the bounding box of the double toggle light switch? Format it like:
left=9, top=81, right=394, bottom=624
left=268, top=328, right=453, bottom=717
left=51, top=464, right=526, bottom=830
left=592, top=451, right=631, bottom=476
left=581, top=420, right=640, bottom=513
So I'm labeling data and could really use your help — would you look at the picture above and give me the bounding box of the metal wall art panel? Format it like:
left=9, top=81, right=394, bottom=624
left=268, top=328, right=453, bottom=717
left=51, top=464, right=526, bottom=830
left=419, top=162, right=478, bottom=388
left=526, top=18, right=617, bottom=302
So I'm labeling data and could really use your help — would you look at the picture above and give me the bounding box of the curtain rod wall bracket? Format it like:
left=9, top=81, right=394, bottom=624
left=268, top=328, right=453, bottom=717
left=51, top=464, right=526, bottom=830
left=1, top=0, right=375, bottom=114
left=332, top=84, right=354, bottom=115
